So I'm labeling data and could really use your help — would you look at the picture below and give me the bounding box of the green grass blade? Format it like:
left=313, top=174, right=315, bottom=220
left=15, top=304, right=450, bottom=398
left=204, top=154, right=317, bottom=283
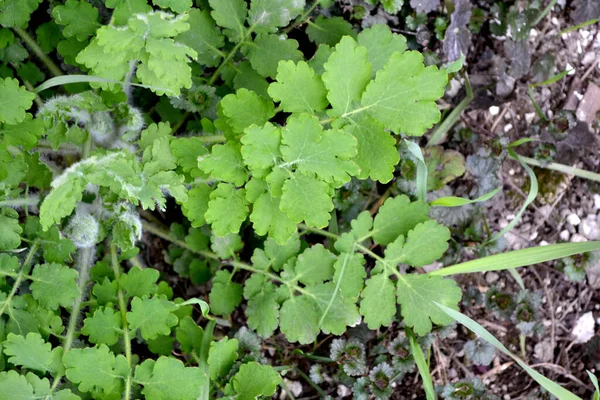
left=407, top=328, right=436, bottom=400
left=405, top=140, right=428, bottom=202
left=519, top=155, right=600, bottom=183
left=588, top=371, right=600, bottom=400
left=35, top=75, right=176, bottom=95
left=530, top=69, right=572, bottom=88
left=430, top=187, right=501, bottom=207
left=430, top=241, right=600, bottom=276
left=487, top=152, right=538, bottom=245
left=435, top=303, right=583, bottom=400
left=560, top=18, right=599, bottom=34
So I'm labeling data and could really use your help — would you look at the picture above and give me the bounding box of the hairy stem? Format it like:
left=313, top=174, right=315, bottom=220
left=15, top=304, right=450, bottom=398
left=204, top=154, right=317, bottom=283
left=111, top=243, right=133, bottom=400
left=13, top=27, right=63, bottom=77
left=0, top=241, right=40, bottom=317
left=62, top=246, right=94, bottom=353
left=0, top=197, right=40, bottom=208
left=141, top=220, right=313, bottom=297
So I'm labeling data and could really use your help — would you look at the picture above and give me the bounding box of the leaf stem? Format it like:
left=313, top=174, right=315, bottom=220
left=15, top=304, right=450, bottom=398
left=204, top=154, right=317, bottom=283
left=297, top=224, right=340, bottom=240
left=111, top=243, right=133, bottom=400
left=13, top=27, right=63, bottom=77
left=283, top=0, right=324, bottom=33
left=198, top=320, right=215, bottom=400
left=141, top=220, right=313, bottom=297
left=0, top=241, right=40, bottom=318
left=294, top=366, right=329, bottom=398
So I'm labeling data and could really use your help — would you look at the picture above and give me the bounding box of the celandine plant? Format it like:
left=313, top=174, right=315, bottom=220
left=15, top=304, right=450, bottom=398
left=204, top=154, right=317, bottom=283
left=0, top=0, right=599, bottom=399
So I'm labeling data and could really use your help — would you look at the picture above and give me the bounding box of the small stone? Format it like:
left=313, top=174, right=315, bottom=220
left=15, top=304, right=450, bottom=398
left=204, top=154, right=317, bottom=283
left=594, top=194, right=600, bottom=210
left=586, top=260, right=600, bottom=289
left=567, top=287, right=577, bottom=297
left=571, top=234, right=588, bottom=242
left=337, top=385, right=351, bottom=398
left=534, top=340, right=554, bottom=362
left=423, top=261, right=442, bottom=273
left=525, top=112, right=536, bottom=123
left=567, top=63, right=576, bottom=75
left=581, top=217, right=600, bottom=240
left=486, top=272, right=500, bottom=284
left=286, top=381, right=303, bottom=398
left=582, top=52, right=596, bottom=66
left=503, top=123, right=513, bottom=133
left=567, top=213, right=581, bottom=225
left=572, top=311, right=596, bottom=344
left=539, top=240, right=549, bottom=246
left=489, top=106, right=500, bottom=116
left=560, top=230, right=570, bottom=241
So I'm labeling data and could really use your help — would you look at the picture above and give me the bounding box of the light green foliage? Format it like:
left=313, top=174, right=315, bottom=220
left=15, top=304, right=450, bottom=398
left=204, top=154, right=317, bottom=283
left=209, top=0, right=247, bottom=42
left=127, top=295, right=179, bottom=340
left=29, top=263, right=80, bottom=310
left=119, top=267, right=159, bottom=298
left=77, top=11, right=197, bottom=95
left=0, top=0, right=42, bottom=28
left=243, top=34, right=303, bottom=79
left=63, top=345, right=128, bottom=393
left=0, top=209, right=22, bottom=250
left=152, top=0, right=192, bottom=13
left=372, top=195, right=430, bottom=245
left=134, top=357, right=204, bottom=400
left=81, top=307, right=122, bottom=345
left=199, top=142, right=249, bottom=185
left=231, top=362, right=282, bottom=399
left=3, top=333, right=61, bottom=374
left=177, top=8, right=224, bottom=67
left=306, top=15, right=356, bottom=46
left=209, top=270, right=243, bottom=315
left=205, top=183, right=249, bottom=236
left=52, top=0, right=100, bottom=41
left=248, top=0, right=306, bottom=33
left=360, top=273, right=397, bottom=328
left=357, top=20, right=406, bottom=76
left=106, top=0, right=153, bottom=26
left=0, top=78, right=35, bottom=124
left=208, top=337, right=238, bottom=379
left=220, top=88, right=276, bottom=134
left=268, top=61, right=328, bottom=114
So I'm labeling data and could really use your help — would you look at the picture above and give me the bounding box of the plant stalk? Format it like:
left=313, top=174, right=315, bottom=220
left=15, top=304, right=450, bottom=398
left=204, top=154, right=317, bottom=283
left=0, top=241, right=40, bottom=317
left=111, top=243, right=133, bottom=400
left=13, top=27, right=63, bottom=77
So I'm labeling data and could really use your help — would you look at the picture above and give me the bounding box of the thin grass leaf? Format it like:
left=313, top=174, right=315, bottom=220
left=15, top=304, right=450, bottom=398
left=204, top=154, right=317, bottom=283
left=508, top=138, right=540, bottom=148
left=430, top=187, right=501, bottom=207
left=588, top=370, right=599, bottom=400
left=35, top=75, right=176, bottom=95
left=404, top=140, right=428, bottom=202
left=407, top=328, right=436, bottom=400
left=519, top=154, right=600, bottom=183
left=560, top=19, right=599, bottom=34
left=530, top=69, right=572, bottom=88
left=507, top=268, right=525, bottom=290
left=430, top=241, right=600, bottom=276
left=487, top=151, right=537, bottom=244
left=428, top=73, right=473, bottom=146
left=435, top=303, right=583, bottom=400
left=528, top=86, right=548, bottom=121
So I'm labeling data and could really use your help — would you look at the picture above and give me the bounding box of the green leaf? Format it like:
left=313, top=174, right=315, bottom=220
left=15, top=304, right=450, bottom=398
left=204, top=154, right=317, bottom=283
left=231, top=362, right=282, bottom=400
left=243, top=34, right=303, bottom=79
left=0, top=371, right=35, bottom=399
left=63, top=345, right=127, bottom=393
left=372, top=195, right=430, bottom=246
left=268, top=60, right=328, bottom=114
left=0, top=78, right=35, bottom=124
left=181, top=184, right=211, bottom=228
left=119, top=267, right=159, bottom=298
left=30, top=263, right=79, bottom=310
left=211, top=232, right=244, bottom=259
left=1, top=114, right=44, bottom=150
left=176, top=316, right=204, bottom=354
left=309, top=282, right=360, bottom=335
left=209, top=0, right=247, bottom=41
left=407, top=328, right=436, bottom=400
left=293, top=244, right=336, bottom=285
left=176, top=8, right=224, bottom=67
left=39, top=174, right=86, bottom=230
left=81, top=307, right=122, bottom=346
left=281, top=114, right=358, bottom=185
left=0, top=0, right=42, bottom=28
left=397, top=274, right=461, bottom=335
left=306, top=15, right=356, bottom=46
left=233, top=61, right=270, bottom=98
left=171, top=137, right=207, bottom=179
left=249, top=192, right=297, bottom=244
left=152, top=0, right=191, bottom=13
left=251, top=234, right=300, bottom=272
left=333, top=252, right=366, bottom=301
left=279, top=295, right=319, bottom=344
left=360, top=273, right=396, bottom=329
left=205, top=183, right=249, bottom=236
left=383, top=221, right=450, bottom=267
left=322, top=36, right=371, bottom=117
left=52, top=0, right=100, bottom=41
left=361, top=51, right=448, bottom=136
left=199, top=142, right=249, bottom=186
left=280, top=172, right=333, bottom=228
left=127, top=295, right=178, bottom=340
left=248, top=0, right=305, bottom=33
left=208, top=337, right=238, bottom=380
left=424, top=146, right=465, bottom=190
left=308, top=44, right=333, bottom=75
left=240, top=122, right=281, bottom=172
left=209, top=270, right=243, bottom=315
left=357, top=24, right=407, bottom=76
left=134, top=356, right=204, bottom=400
left=139, top=122, right=171, bottom=150
left=338, top=114, right=399, bottom=183
left=3, top=333, right=60, bottom=374
left=0, top=210, right=22, bottom=251
left=220, top=89, right=276, bottom=134
left=244, top=274, right=279, bottom=337
left=105, top=0, right=152, bottom=26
